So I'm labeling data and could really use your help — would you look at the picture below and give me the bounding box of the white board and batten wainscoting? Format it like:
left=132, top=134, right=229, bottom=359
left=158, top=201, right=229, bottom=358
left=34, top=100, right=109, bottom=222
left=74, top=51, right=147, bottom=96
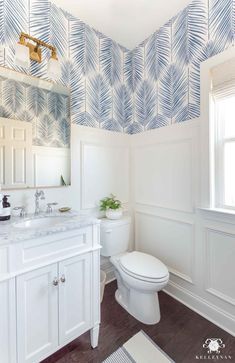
left=71, top=126, right=132, bottom=282
left=131, top=120, right=235, bottom=336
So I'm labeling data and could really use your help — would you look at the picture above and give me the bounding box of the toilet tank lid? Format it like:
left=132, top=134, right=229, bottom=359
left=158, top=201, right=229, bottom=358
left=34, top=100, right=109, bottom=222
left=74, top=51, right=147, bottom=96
left=100, top=215, right=131, bottom=228
left=120, top=251, right=169, bottom=280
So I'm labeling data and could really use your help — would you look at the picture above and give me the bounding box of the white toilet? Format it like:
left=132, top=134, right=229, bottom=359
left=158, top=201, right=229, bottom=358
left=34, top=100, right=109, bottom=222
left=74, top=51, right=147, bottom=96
left=100, top=216, right=169, bottom=325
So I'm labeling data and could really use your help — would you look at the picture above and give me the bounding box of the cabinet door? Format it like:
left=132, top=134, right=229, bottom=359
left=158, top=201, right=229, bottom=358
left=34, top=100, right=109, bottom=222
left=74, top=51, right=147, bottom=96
left=0, top=118, right=33, bottom=189
left=17, top=264, right=59, bottom=363
left=0, top=279, right=16, bottom=363
left=59, top=253, right=91, bottom=345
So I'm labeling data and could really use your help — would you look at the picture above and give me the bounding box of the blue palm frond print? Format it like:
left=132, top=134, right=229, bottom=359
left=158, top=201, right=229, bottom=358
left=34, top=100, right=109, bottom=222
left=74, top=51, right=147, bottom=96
left=209, top=0, right=235, bottom=52
left=57, top=117, right=70, bottom=146
left=124, top=47, right=144, bottom=92
left=145, top=21, right=171, bottom=81
left=60, top=59, right=71, bottom=87
left=50, top=4, right=69, bottom=58
left=130, top=122, right=144, bottom=134
left=3, top=79, right=25, bottom=117
left=159, top=64, right=188, bottom=123
left=69, top=17, right=98, bottom=75
left=3, top=0, right=28, bottom=48
left=70, top=65, right=85, bottom=123
left=173, top=0, right=207, bottom=66
left=87, top=74, right=112, bottom=125
left=146, top=114, right=168, bottom=130
left=29, top=0, right=50, bottom=78
left=135, top=79, right=156, bottom=127
left=78, top=112, right=99, bottom=127
left=38, top=114, right=54, bottom=144
left=100, top=38, right=122, bottom=86
left=113, top=83, right=132, bottom=128
left=0, top=1, right=4, bottom=44
left=27, top=86, right=46, bottom=118
left=29, top=0, right=50, bottom=43
left=48, top=92, right=65, bottom=121
left=101, top=119, right=123, bottom=132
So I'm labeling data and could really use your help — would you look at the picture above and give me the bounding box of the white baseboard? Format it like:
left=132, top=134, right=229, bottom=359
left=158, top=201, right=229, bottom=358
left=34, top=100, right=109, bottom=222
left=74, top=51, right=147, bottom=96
left=164, top=281, right=235, bottom=337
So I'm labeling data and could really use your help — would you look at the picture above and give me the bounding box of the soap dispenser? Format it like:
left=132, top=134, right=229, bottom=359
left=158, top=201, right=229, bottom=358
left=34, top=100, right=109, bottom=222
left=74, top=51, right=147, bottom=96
left=0, top=195, right=11, bottom=221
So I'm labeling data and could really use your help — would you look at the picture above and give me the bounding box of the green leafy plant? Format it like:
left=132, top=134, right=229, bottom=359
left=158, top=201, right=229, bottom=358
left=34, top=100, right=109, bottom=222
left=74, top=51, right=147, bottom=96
left=99, top=194, right=122, bottom=211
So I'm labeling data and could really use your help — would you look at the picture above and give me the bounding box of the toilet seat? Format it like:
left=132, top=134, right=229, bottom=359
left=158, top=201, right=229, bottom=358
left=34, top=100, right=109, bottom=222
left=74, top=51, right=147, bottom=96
left=119, top=251, right=169, bottom=283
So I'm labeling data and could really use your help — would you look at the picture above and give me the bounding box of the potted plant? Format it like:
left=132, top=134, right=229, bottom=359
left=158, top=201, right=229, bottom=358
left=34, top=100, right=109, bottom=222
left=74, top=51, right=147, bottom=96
left=99, top=194, right=123, bottom=220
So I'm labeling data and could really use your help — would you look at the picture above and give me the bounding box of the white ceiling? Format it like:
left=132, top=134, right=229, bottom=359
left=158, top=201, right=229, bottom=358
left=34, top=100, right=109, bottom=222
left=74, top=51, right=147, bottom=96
left=51, top=0, right=192, bottom=49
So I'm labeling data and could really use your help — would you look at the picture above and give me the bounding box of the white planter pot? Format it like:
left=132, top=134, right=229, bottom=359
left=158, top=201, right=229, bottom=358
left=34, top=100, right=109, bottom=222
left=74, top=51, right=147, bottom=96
left=105, top=209, right=123, bottom=220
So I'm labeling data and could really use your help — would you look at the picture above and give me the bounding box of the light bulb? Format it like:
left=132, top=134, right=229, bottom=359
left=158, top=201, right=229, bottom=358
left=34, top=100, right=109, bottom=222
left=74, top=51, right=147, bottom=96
left=47, top=56, right=62, bottom=80
left=14, top=43, right=30, bottom=68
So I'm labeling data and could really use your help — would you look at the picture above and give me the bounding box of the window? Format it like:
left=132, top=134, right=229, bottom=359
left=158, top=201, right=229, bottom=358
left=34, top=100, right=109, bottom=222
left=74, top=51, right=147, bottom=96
left=213, top=91, right=235, bottom=209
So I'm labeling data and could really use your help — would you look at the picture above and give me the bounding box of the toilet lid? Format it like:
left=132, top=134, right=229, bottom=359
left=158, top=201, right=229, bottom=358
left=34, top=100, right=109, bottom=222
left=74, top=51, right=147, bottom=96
left=120, top=251, right=168, bottom=280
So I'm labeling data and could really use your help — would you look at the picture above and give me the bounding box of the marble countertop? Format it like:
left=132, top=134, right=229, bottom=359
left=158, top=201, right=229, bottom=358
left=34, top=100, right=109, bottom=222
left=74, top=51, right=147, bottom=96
left=0, top=211, right=100, bottom=245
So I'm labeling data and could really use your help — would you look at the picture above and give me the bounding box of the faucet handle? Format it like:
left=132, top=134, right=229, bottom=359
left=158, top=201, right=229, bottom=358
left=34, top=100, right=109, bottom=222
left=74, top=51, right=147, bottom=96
left=35, top=189, right=45, bottom=199
left=13, top=206, right=27, bottom=218
left=46, top=202, right=58, bottom=214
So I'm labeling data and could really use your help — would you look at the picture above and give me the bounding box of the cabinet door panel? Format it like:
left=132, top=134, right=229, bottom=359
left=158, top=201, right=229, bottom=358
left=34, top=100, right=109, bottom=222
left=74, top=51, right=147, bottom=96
left=0, top=118, right=32, bottom=189
left=0, top=279, right=16, bottom=363
left=59, top=253, right=91, bottom=345
left=17, top=264, right=58, bottom=363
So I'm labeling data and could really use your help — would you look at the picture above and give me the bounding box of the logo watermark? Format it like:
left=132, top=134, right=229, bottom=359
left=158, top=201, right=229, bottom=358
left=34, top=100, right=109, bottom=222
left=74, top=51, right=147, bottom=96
left=195, top=338, right=232, bottom=360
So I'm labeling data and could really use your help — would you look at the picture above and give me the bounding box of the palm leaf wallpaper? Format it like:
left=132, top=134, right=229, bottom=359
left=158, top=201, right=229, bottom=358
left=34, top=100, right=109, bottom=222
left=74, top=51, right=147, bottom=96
left=130, top=0, right=235, bottom=132
left=0, top=0, right=234, bottom=134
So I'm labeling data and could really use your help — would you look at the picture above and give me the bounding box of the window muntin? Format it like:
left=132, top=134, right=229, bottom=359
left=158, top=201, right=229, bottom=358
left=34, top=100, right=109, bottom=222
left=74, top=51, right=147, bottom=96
left=214, top=94, right=235, bottom=209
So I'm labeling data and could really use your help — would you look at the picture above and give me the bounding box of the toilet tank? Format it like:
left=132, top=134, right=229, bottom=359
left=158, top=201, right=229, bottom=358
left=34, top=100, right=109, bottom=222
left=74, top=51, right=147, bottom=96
left=100, top=216, right=131, bottom=257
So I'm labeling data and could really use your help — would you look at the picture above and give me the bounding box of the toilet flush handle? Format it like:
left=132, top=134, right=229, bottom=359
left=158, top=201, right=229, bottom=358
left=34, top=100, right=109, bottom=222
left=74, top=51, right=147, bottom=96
left=105, top=229, right=112, bottom=233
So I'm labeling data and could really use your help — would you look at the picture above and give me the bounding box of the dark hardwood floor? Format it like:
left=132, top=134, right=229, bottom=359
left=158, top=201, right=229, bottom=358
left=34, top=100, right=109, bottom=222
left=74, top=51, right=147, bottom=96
left=42, top=281, right=235, bottom=363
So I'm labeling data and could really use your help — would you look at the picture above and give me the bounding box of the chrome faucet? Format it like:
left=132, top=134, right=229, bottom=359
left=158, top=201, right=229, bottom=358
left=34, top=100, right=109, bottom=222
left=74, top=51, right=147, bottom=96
left=34, top=189, right=45, bottom=215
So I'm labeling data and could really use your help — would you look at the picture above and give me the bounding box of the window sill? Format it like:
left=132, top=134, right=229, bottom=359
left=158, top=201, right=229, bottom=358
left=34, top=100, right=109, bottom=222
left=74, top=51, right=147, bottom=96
left=198, top=207, right=235, bottom=224
left=199, top=207, right=235, bottom=216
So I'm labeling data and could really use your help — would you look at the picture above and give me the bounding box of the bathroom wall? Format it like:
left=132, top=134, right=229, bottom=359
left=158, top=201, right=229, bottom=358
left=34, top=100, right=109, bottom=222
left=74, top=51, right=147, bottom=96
left=128, top=0, right=235, bottom=134
left=0, top=0, right=131, bottom=133
left=131, top=117, right=235, bottom=336
left=0, top=0, right=132, bottom=225
left=127, top=0, right=235, bottom=334
left=1, top=0, right=234, bottom=333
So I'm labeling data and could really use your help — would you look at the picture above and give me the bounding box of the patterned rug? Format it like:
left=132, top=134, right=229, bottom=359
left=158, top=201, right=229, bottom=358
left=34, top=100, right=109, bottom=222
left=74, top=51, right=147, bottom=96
left=103, top=331, right=174, bottom=363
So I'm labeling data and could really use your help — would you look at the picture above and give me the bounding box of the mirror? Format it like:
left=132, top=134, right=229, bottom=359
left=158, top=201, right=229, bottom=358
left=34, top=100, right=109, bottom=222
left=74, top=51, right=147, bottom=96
left=0, top=67, right=71, bottom=189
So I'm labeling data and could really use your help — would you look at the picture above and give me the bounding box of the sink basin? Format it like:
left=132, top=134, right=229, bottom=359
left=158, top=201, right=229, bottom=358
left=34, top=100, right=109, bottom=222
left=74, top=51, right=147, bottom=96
left=13, top=216, right=70, bottom=230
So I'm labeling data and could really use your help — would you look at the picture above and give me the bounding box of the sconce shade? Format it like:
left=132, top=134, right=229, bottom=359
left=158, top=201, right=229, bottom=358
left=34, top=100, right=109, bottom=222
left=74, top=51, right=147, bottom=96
left=47, top=57, right=62, bottom=80
left=14, top=43, right=30, bottom=68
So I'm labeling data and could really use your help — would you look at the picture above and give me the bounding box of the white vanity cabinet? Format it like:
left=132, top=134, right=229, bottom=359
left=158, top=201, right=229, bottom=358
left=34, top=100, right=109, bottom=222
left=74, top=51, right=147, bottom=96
left=0, top=218, right=101, bottom=363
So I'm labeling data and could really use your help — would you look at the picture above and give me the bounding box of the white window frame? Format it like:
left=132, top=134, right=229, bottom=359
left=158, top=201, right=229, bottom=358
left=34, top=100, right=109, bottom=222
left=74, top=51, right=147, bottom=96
left=214, top=95, right=235, bottom=210
left=200, top=47, right=235, bottom=212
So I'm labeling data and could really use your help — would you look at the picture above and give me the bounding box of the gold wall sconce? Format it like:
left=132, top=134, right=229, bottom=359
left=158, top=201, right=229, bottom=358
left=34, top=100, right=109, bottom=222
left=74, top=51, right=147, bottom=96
left=15, top=32, right=61, bottom=80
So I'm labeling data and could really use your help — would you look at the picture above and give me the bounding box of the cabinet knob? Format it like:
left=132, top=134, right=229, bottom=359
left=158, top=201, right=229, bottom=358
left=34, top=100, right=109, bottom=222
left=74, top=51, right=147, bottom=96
left=53, top=277, right=59, bottom=286
left=60, top=275, right=66, bottom=283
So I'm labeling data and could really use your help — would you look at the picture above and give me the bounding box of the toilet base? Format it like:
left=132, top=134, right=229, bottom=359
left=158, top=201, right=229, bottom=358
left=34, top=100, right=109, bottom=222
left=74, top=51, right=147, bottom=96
left=114, top=287, right=161, bottom=325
